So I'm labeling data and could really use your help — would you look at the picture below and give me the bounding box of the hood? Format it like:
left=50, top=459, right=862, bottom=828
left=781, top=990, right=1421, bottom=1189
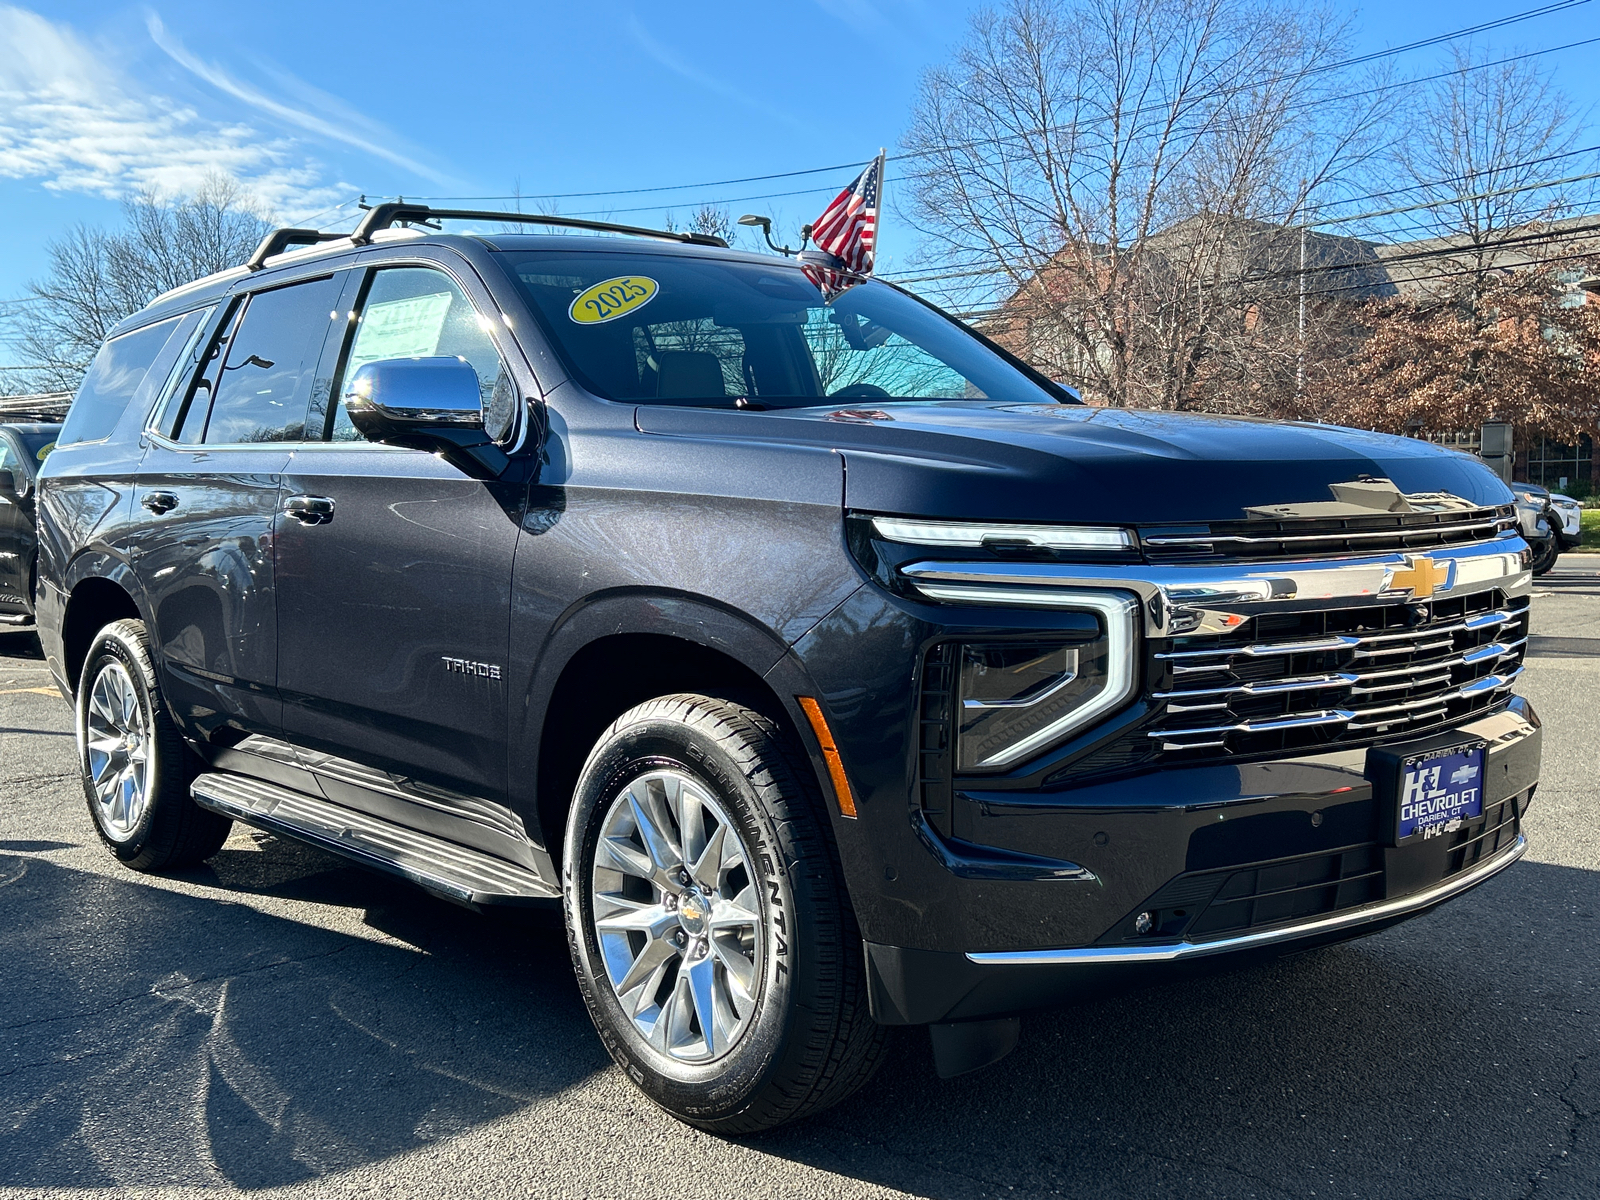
left=635, top=401, right=1512, bottom=525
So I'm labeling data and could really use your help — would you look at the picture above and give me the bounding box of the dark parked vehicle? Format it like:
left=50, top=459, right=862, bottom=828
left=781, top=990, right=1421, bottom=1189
left=0, top=420, right=62, bottom=626
left=37, top=206, right=1541, bottom=1133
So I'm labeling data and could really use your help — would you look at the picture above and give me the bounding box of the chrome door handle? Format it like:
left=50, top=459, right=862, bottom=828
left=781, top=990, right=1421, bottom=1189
left=283, top=494, right=335, bottom=525
left=141, top=491, right=179, bottom=514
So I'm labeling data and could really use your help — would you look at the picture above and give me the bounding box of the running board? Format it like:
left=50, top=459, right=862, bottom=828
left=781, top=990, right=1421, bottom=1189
left=190, top=772, right=559, bottom=907
left=0, top=613, right=34, bottom=626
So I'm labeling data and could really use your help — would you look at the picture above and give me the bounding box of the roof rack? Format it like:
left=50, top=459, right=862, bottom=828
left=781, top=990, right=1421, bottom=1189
left=347, top=202, right=729, bottom=249
left=246, top=228, right=349, bottom=271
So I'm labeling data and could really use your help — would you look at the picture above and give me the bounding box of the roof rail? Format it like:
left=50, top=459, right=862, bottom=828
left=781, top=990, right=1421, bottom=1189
left=246, top=228, right=350, bottom=271
left=347, top=202, right=729, bottom=249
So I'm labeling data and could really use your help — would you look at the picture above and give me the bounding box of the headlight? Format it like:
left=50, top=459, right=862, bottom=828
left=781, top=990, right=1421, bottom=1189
left=871, top=516, right=1132, bottom=552
left=954, top=592, right=1138, bottom=770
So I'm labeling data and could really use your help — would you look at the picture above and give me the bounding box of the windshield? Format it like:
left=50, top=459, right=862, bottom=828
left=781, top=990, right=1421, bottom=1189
left=11, top=427, right=59, bottom=469
left=498, top=250, right=1062, bottom=409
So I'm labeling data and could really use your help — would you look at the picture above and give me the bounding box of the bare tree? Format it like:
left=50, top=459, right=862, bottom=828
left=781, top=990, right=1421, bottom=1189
left=664, top=204, right=737, bottom=244
left=904, top=0, right=1391, bottom=411
left=1392, top=45, right=1590, bottom=294
left=1303, top=49, right=1600, bottom=448
left=3, top=175, right=272, bottom=393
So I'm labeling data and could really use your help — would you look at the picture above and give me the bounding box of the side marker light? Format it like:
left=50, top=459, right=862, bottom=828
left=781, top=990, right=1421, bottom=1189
left=797, top=696, right=858, bottom=819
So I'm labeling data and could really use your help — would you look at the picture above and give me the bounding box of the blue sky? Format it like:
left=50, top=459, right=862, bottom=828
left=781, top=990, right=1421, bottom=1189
left=1, top=0, right=1597, bottom=305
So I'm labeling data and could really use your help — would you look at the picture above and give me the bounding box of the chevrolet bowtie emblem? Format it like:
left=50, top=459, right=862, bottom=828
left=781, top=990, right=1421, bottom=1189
left=1387, top=554, right=1452, bottom=599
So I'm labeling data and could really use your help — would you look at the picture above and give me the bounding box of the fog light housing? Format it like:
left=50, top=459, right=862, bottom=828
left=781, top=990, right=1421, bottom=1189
left=954, top=592, right=1138, bottom=770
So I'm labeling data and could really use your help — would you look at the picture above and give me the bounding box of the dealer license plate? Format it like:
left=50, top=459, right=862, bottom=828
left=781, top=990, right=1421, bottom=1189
left=1396, top=742, right=1485, bottom=842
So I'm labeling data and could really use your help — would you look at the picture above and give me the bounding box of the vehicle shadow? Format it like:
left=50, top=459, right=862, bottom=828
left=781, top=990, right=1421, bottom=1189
left=0, top=847, right=602, bottom=1190
left=4, top=841, right=1595, bottom=1198
left=0, top=630, right=45, bottom=660
left=751, top=858, right=1600, bottom=1200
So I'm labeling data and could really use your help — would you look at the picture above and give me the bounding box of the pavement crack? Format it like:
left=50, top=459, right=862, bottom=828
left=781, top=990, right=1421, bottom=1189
left=1, top=771, right=77, bottom=787
left=1523, top=1053, right=1590, bottom=1198
left=0, top=942, right=358, bottom=1035
left=0, top=1045, right=118, bottom=1080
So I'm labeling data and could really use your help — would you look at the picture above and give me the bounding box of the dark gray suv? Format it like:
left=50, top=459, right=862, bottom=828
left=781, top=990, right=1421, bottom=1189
left=36, top=205, right=1541, bottom=1133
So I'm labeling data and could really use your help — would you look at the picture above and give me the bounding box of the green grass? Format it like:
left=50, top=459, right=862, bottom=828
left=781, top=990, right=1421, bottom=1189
left=1574, top=507, right=1600, bottom=553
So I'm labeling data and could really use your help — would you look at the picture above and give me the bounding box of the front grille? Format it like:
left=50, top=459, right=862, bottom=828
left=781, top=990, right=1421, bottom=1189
left=1141, top=504, right=1514, bottom=563
left=1098, top=788, right=1527, bottom=946
left=1149, top=588, right=1529, bottom=762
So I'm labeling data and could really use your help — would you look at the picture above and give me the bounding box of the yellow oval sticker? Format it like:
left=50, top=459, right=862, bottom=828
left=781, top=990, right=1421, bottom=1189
left=35, top=442, right=54, bottom=462
left=568, top=276, right=659, bottom=325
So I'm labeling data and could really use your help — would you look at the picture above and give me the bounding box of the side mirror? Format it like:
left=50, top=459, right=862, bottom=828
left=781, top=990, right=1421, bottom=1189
left=343, top=356, right=486, bottom=446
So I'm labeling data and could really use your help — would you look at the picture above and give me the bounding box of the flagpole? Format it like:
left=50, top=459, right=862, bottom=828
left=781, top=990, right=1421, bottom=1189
left=871, top=147, right=886, bottom=277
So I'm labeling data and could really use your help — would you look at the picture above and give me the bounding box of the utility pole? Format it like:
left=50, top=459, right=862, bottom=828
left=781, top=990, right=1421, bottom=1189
left=1296, top=221, right=1307, bottom=395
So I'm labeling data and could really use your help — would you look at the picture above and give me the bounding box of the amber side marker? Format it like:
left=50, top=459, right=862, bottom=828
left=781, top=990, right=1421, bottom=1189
left=796, top=696, right=858, bottom=818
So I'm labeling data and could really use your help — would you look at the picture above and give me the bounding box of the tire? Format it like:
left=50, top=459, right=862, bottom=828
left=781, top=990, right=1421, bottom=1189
left=1529, top=537, right=1560, bottom=576
left=563, top=693, right=887, bottom=1135
left=76, top=618, right=231, bottom=871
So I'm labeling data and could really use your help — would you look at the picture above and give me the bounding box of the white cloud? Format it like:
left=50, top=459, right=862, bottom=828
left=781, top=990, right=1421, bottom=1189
left=625, top=15, right=812, bottom=136
left=145, top=13, right=448, bottom=185
left=0, top=5, right=349, bottom=217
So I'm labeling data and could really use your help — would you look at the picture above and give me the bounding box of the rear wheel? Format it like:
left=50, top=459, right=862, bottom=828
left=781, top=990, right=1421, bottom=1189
left=76, top=619, right=231, bottom=871
left=563, top=694, right=886, bottom=1134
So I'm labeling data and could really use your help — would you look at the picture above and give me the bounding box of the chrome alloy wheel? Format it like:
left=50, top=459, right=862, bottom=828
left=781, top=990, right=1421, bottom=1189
left=590, top=769, right=764, bottom=1062
left=83, top=661, right=151, bottom=841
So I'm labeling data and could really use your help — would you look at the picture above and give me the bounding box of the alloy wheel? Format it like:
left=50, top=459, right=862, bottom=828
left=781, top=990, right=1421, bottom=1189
left=84, top=661, right=151, bottom=841
left=589, top=769, right=763, bottom=1062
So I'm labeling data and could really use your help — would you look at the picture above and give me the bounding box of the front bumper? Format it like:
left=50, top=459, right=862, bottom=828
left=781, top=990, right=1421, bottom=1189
left=856, top=697, right=1540, bottom=1025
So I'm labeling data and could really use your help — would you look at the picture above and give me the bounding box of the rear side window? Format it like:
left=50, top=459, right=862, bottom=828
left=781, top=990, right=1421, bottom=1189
left=59, top=318, right=182, bottom=445
left=190, top=276, right=343, bottom=445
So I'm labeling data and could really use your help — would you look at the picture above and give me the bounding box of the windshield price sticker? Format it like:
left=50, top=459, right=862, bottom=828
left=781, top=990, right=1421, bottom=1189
left=1397, top=743, right=1485, bottom=842
left=569, top=276, right=658, bottom=325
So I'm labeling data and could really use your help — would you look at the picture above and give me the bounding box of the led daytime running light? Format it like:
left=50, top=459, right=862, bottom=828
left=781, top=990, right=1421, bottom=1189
left=871, top=516, right=1131, bottom=551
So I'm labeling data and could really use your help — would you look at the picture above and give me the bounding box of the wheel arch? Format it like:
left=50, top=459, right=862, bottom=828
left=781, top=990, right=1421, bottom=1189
left=59, top=558, right=146, bottom=693
left=522, top=591, right=818, bottom=866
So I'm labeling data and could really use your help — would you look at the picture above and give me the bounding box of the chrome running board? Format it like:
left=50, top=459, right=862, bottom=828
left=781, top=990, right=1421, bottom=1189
left=967, top=833, right=1526, bottom=966
left=191, top=772, right=558, bottom=907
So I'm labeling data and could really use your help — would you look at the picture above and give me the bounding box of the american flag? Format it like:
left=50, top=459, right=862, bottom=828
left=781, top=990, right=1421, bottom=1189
left=809, top=152, right=883, bottom=275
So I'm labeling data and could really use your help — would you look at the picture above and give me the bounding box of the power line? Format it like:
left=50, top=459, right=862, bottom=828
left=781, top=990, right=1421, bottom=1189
left=379, top=1, right=1592, bottom=209
left=946, top=224, right=1600, bottom=320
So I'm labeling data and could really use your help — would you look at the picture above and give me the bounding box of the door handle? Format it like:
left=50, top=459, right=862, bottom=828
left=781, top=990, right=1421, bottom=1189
left=141, top=491, right=179, bottom=515
left=283, top=494, right=335, bottom=525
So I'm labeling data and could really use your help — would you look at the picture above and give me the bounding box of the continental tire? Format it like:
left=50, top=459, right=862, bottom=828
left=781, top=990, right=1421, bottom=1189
left=563, top=693, right=886, bottom=1134
left=76, top=618, right=231, bottom=871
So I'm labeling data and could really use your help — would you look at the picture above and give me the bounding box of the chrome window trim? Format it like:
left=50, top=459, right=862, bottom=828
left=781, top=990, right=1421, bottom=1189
left=967, top=834, right=1526, bottom=966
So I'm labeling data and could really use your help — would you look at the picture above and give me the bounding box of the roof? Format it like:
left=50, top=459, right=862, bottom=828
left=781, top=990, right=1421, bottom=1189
left=112, top=225, right=788, bottom=341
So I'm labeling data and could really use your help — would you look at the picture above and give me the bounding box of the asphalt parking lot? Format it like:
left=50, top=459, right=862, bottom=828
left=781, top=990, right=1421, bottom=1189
left=2, top=563, right=1596, bottom=1200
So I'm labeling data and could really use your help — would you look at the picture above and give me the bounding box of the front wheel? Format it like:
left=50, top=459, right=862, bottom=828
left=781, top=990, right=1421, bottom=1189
left=76, top=619, right=231, bottom=871
left=1529, top=537, right=1560, bottom=576
left=563, top=694, right=886, bottom=1134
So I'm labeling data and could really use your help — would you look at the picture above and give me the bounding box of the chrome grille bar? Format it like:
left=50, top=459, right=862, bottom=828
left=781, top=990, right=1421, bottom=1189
left=1144, top=515, right=1513, bottom=550
left=1150, top=587, right=1529, bottom=748
left=1154, top=610, right=1515, bottom=662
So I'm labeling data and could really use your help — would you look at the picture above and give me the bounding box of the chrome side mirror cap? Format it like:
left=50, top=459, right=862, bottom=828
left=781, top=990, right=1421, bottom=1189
left=343, top=356, right=485, bottom=444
